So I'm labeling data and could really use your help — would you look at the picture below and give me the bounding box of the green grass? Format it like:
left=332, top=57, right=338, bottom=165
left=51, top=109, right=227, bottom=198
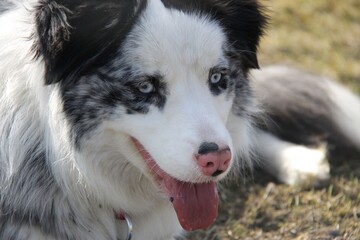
left=185, top=0, right=360, bottom=239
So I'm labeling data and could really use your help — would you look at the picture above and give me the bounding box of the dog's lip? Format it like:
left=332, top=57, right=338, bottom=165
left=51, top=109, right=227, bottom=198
left=130, top=137, right=167, bottom=182
left=130, top=137, right=219, bottom=231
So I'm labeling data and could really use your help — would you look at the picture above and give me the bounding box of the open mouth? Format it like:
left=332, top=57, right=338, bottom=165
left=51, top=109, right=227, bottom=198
left=131, top=137, right=219, bottom=231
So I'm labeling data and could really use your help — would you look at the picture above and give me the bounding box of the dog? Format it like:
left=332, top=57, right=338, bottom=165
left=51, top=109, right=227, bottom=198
left=251, top=65, right=360, bottom=186
left=0, top=0, right=359, bottom=239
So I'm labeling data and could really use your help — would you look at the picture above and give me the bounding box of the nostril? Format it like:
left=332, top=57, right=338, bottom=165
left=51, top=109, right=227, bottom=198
left=198, top=142, right=219, bottom=155
left=206, top=162, right=214, bottom=168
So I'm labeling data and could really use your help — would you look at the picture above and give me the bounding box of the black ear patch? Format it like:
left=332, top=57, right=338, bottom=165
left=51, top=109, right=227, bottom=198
left=34, top=1, right=71, bottom=61
left=33, top=0, right=146, bottom=85
left=162, top=0, right=268, bottom=70
left=211, top=0, right=268, bottom=70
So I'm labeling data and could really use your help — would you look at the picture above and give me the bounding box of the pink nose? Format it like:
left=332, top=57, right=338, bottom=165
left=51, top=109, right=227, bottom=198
left=196, top=142, right=231, bottom=177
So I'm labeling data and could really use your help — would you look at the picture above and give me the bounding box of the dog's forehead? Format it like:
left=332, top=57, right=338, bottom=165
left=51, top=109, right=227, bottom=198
left=122, top=0, right=227, bottom=75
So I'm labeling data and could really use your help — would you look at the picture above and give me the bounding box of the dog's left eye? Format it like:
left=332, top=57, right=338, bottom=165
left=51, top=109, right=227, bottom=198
left=138, top=81, right=154, bottom=94
left=209, top=70, right=228, bottom=92
left=210, top=73, right=222, bottom=84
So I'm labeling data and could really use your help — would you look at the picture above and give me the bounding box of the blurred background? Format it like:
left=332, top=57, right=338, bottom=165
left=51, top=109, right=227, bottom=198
left=187, top=0, right=360, bottom=239
left=260, top=0, right=360, bottom=93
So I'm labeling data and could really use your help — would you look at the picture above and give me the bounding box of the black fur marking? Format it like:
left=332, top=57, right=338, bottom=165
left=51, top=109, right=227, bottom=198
left=61, top=72, right=168, bottom=147
left=161, top=0, right=268, bottom=71
left=34, top=0, right=147, bottom=85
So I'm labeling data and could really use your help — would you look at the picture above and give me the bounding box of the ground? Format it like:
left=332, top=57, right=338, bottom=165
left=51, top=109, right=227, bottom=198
left=185, top=0, right=360, bottom=239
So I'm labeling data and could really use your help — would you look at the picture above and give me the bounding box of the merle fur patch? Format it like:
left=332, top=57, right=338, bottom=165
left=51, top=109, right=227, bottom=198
left=61, top=71, right=168, bottom=147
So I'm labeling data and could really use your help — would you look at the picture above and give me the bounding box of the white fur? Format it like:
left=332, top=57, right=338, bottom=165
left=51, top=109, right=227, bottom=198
left=255, top=129, right=330, bottom=185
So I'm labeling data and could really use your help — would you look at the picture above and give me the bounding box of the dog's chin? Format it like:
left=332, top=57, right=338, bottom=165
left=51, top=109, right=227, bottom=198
left=130, top=137, right=220, bottom=231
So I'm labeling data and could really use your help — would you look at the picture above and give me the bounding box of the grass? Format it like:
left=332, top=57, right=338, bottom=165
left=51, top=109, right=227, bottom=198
left=185, top=0, right=360, bottom=239
left=259, top=0, right=360, bottom=93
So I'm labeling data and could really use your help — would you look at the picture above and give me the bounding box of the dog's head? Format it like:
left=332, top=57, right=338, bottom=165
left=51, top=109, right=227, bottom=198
left=34, top=0, right=266, bottom=231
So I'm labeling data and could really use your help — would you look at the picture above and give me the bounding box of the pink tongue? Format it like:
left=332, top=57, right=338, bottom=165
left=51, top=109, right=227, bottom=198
left=130, top=137, right=219, bottom=231
left=162, top=176, right=219, bottom=231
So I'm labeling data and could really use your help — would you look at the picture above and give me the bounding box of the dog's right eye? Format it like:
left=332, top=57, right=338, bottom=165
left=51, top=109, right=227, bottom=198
left=208, top=68, right=229, bottom=95
left=137, top=81, right=154, bottom=94
left=210, top=73, right=222, bottom=84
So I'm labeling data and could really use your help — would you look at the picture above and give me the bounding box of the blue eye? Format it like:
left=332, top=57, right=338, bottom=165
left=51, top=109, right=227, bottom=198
left=210, top=72, right=222, bottom=84
left=138, top=81, right=154, bottom=94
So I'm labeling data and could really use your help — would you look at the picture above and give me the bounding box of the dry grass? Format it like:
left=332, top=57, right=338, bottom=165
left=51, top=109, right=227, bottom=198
left=187, top=147, right=360, bottom=240
left=259, top=0, right=360, bottom=93
left=185, top=0, right=360, bottom=239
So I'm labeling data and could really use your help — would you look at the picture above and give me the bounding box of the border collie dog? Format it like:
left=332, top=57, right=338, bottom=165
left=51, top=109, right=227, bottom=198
left=1, top=0, right=359, bottom=239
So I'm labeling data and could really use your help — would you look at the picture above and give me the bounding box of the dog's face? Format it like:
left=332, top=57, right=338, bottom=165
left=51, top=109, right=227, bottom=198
left=34, top=0, right=266, bottom=231
left=109, top=0, right=236, bottom=181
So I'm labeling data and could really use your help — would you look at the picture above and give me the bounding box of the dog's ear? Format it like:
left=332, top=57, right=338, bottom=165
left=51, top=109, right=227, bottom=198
left=161, top=0, right=267, bottom=71
left=209, top=0, right=268, bottom=70
left=34, top=0, right=147, bottom=85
